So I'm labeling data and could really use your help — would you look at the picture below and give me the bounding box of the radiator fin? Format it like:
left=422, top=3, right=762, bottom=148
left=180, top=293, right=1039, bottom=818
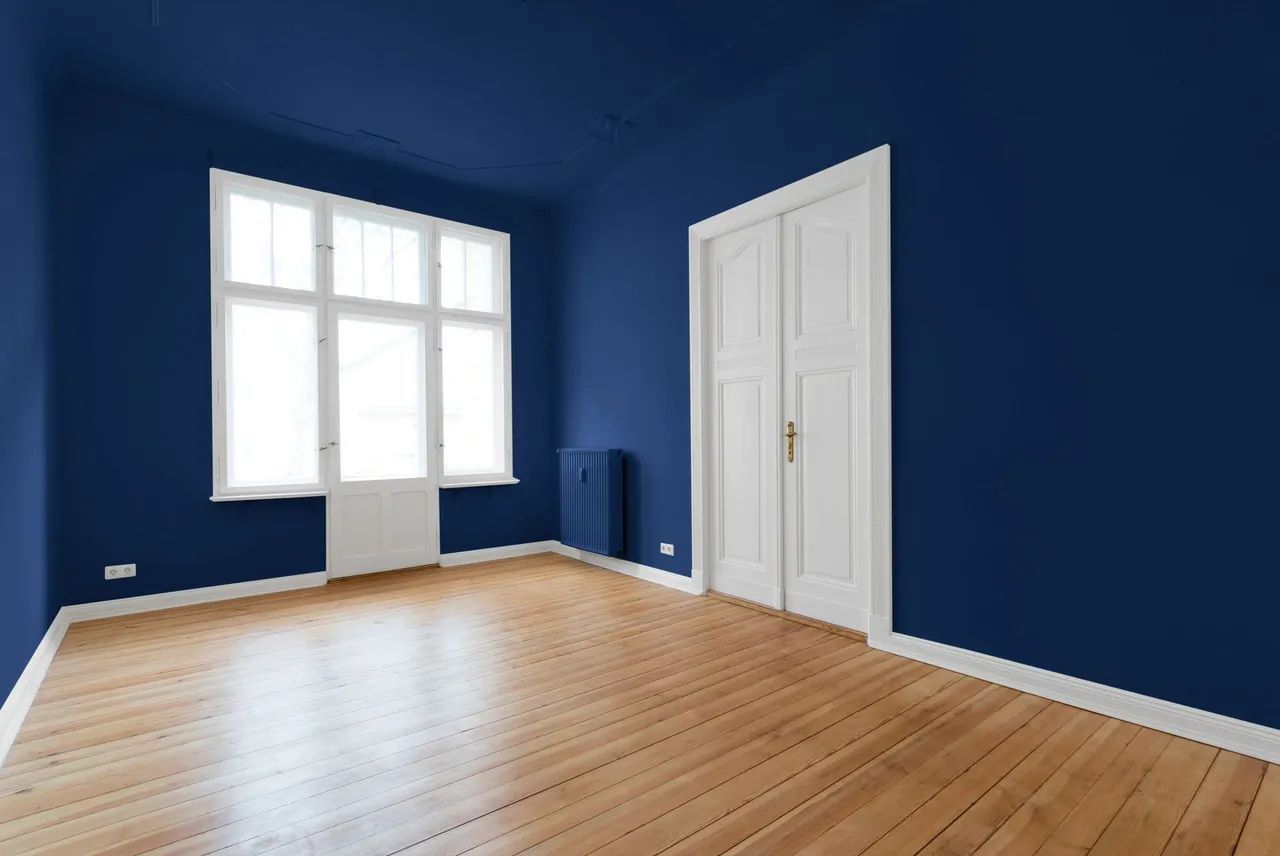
left=558, top=448, right=623, bottom=556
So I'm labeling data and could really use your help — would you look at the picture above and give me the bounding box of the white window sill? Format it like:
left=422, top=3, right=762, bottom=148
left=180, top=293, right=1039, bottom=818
left=440, top=477, right=520, bottom=489
left=210, top=490, right=328, bottom=502
left=209, top=478, right=519, bottom=500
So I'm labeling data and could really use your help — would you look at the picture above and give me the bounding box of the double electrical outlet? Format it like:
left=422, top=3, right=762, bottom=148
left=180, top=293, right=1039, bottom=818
left=105, top=563, right=137, bottom=580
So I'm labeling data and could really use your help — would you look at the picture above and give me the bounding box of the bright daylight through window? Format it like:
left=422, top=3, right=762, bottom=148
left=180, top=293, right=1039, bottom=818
left=210, top=170, right=513, bottom=500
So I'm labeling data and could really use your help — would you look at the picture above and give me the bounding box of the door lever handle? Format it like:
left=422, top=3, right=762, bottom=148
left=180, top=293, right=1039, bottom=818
left=785, top=421, right=796, bottom=463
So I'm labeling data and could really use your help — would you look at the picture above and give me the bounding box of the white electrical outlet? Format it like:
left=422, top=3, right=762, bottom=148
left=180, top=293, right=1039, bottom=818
left=105, top=563, right=136, bottom=580
left=660, top=542, right=675, bottom=557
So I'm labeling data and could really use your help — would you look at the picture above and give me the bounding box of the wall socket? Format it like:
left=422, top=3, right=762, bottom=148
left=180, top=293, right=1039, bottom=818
left=105, top=563, right=136, bottom=580
left=659, top=542, right=675, bottom=557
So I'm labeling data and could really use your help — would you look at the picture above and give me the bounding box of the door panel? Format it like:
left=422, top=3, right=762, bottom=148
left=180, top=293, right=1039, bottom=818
left=387, top=489, right=431, bottom=552
left=717, top=240, right=763, bottom=349
left=797, top=222, right=853, bottom=336
left=718, top=377, right=764, bottom=566
left=337, top=494, right=381, bottom=560
left=796, top=368, right=855, bottom=582
left=707, top=219, right=781, bottom=608
left=782, top=186, right=870, bottom=631
left=329, top=310, right=438, bottom=578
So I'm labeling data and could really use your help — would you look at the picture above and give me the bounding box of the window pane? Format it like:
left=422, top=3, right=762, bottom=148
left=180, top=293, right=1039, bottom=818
left=272, top=201, right=313, bottom=291
left=333, top=213, right=364, bottom=297
left=440, top=234, right=466, bottom=309
left=227, top=190, right=314, bottom=291
left=228, top=193, right=271, bottom=285
left=225, top=299, right=318, bottom=487
left=392, top=227, right=422, bottom=304
left=332, top=208, right=425, bottom=305
left=338, top=316, right=427, bottom=481
left=363, top=221, right=394, bottom=302
left=465, top=240, right=495, bottom=312
left=440, top=232, right=499, bottom=312
left=442, top=322, right=505, bottom=476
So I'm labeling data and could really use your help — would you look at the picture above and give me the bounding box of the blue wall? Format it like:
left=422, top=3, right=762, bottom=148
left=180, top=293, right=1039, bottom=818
left=0, top=1, right=54, bottom=701
left=51, top=85, right=557, bottom=606
left=554, top=0, right=1280, bottom=727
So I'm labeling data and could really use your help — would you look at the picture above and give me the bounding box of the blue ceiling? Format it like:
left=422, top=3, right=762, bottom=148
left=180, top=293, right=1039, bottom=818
left=42, top=0, right=872, bottom=199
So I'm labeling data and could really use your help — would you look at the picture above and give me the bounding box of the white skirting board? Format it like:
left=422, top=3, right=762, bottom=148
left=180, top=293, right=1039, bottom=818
left=872, top=631, right=1280, bottom=765
left=0, top=610, right=70, bottom=767
left=438, top=540, right=698, bottom=595
left=548, top=543, right=700, bottom=595
left=437, top=540, right=559, bottom=567
left=9, top=550, right=1272, bottom=768
left=0, top=570, right=325, bottom=766
left=0, top=544, right=692, bottom=766
left=62, top=572, right=328, bottom=622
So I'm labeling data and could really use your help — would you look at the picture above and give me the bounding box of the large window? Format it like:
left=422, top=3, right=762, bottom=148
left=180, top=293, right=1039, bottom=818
left=210, top=170, right=514, bottom=499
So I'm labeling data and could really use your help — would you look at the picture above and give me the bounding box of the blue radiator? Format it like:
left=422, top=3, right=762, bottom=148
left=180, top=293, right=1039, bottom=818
left=558, top=448, right=624, bottom=556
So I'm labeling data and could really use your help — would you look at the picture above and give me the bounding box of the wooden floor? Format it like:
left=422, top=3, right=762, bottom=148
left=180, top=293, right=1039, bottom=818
left=1, top=555, right=1275, bottom=855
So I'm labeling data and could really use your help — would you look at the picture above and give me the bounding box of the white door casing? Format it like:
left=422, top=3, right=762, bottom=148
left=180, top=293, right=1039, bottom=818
left=781, top=186, right=870, bottom=630
left=689, top=145, right=890, bottom=637
left=705, top=219, right=782, bottom=607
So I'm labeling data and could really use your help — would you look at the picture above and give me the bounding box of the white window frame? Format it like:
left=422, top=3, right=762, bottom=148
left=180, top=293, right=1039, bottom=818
left=209, top=168, right=515, bottom=501
left=435, top=223, right=513, bottom=487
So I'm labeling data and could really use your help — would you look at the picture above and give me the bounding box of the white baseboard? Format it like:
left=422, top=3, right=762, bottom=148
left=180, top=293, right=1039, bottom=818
left=551, top=543, right=699, bottom=594
left=868, top=613, right=893, bottom=645
left=438, top=539, right=698, bottom=596
left=11, top=555, right=1276, bottom=767
left=874, top=631, right=1280, bottom=765
left=0, top=570, right=322, bottom=767
left=62, top=571, right=328, bottom=622
left=1, top=544, right=687, bottom=767
left=438, top=540, right=559, bottom=567
left=0, top=609, right=70, bottom=767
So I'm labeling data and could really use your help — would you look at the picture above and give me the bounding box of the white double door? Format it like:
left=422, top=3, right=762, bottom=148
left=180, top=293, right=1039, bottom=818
left=327, top=306, right=439, bottom=578
left=708, top=187, right=871, bottom=631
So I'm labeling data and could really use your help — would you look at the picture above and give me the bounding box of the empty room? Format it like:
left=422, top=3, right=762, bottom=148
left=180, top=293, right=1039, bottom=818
left=1, top=0, right=1277, bottom=853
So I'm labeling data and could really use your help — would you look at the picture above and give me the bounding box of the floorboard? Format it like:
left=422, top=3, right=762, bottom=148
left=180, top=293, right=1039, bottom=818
left=0, top=554, right=1273, bottom=855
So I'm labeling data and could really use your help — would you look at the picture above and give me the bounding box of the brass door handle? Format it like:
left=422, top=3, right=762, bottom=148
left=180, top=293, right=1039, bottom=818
left=785, top=421, right=796, bottom=462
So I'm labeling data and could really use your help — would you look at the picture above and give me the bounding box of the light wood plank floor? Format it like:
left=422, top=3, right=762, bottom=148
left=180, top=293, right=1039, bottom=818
left=1, top=554, right=1275, bottom=855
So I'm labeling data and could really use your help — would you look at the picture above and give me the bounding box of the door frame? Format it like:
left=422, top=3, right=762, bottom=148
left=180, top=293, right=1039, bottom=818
left=325, top=304, right=439, bottom=579
left=687, top=144, right=893, bottom=643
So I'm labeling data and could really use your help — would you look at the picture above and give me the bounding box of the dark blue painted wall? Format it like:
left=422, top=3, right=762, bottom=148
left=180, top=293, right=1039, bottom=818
left=51, top=84, right=556, bottom=606
left=554, top=0, right=1280, bottom=727
left=0, top=1, right=55, bottom=701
